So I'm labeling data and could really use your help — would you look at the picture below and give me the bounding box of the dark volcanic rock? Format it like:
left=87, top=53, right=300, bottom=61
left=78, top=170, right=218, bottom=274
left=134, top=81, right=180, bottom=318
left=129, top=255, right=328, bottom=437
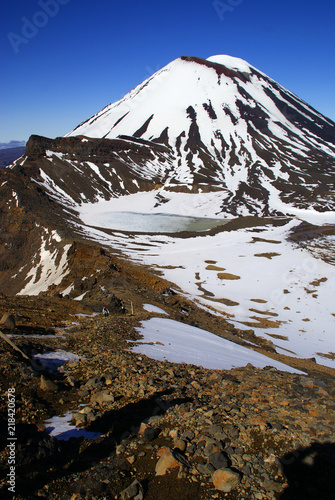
left=0, top=254, right=334, bottom=500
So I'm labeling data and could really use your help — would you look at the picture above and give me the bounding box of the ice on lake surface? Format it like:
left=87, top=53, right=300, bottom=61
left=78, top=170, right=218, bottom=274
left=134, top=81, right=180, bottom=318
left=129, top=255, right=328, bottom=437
left=93, top=211, right=229, bottom=233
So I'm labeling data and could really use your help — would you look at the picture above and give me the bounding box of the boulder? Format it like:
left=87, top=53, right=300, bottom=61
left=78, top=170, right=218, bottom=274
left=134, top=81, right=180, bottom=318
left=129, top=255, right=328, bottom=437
left=173, top=438, right=187, bottom=452
left=197, top=462, right=216, bottom=475
left=0, top=313, right=15, bottom=329
left=120, top=479, right=143, bottom=500
left=155, top=448, right=182, bottom=476
left=208, top=451, right=229, bottom=470
left=90, top=390, right=114, bottom=405
left=212, top=468, right=240, bottom=492
left=40, top=375, right=58, bottom=392
left=72, top=413, right=87, bottom=427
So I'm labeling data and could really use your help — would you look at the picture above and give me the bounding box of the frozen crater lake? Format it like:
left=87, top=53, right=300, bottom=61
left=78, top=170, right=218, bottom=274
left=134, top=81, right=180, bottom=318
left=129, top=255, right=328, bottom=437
left=87, top=211, right=229, bottom=233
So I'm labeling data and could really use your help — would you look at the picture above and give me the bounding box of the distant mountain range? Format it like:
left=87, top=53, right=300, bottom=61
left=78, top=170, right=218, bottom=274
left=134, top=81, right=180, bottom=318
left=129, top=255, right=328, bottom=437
left=0, top=146, right=26, bottom=170
left=0, top=140, right=26, bottom=150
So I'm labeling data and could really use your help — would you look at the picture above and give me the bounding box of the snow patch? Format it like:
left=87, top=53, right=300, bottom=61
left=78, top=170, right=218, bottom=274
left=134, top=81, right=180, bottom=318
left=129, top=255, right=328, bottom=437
left=33, top=350, right=81, bottom=373
left=19, top=233, right=71, bottom=296
left=143, top=304, right=168, bottom=315
left=131, top=318, right=303, bottom=373
left=45, top=412, right=102, bottom=441
left=207, top=55, right=253, bottom=73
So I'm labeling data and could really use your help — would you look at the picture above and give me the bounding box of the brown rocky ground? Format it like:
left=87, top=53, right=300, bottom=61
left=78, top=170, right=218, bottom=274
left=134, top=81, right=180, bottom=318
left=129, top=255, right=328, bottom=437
left=0, top=255, right=334, bottom=500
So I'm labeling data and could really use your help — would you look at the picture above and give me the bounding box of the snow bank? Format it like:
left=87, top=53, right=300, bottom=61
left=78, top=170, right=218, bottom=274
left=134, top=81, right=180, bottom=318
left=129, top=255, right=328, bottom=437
left=143, top=304, right=168, bottom=315
left=131, top=318, right=303, bottom=374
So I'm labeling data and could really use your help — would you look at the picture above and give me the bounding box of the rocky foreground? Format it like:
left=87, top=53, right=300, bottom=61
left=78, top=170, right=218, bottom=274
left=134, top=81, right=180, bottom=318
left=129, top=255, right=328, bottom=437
left=0, top=287, right=334, bottom=499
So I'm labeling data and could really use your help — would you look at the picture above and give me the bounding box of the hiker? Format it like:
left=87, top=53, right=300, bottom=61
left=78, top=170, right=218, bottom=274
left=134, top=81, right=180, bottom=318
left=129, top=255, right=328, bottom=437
left=102, top=306, right=109, bottom=317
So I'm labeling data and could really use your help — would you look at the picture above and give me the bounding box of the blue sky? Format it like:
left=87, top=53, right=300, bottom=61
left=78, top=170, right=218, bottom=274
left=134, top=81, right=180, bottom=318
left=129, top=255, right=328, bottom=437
left=1, top=0, right=334, bottom=142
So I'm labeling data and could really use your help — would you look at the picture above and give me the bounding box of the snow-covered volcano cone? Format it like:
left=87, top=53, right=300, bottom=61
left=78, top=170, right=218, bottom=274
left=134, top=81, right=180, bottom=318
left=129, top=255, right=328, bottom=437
left=67, top=55, right=335, bottom=216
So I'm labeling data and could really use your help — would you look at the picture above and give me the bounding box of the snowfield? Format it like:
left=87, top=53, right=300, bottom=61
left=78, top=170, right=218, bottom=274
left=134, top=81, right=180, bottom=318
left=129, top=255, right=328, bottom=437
left=130, top=317, right=304, bottom=374
left=77, top=190, right=335, bottom=369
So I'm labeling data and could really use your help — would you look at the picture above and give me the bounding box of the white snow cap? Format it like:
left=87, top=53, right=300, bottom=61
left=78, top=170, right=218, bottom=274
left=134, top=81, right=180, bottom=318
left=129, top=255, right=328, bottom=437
left=206, top=55, right=252, bottom=73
